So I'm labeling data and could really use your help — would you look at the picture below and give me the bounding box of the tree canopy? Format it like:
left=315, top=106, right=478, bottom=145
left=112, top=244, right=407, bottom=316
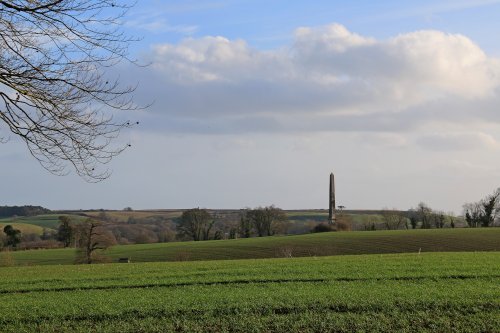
left=75, top=219, right=115, bottom=263
left=245, top=206, right=288, bottom=237
left=177, top=208, right=215, bottom=241
left=3, top=224, right=21, bottom=247
left=463, top=188, right=500, bottom=228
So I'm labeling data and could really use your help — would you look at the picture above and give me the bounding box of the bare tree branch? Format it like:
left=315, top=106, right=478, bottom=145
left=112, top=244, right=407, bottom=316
left=0, top=0, right=142, bottom=181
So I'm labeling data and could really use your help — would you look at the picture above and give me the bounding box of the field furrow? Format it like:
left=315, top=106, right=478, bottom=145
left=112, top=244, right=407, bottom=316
left=0, top=252, right=498, bottom=332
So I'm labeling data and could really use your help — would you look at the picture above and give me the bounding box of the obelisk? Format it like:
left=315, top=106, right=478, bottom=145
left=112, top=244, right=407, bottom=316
left=328, top=173, right=336, bottom=225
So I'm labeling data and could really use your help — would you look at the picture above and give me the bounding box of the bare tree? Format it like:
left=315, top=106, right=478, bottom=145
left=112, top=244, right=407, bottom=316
left=381, top=208, right=406, bottom=230
left=416, top=202, right=432, bottom=229
left=75, top=219, right=115, bottom=264
left=431, top=211, right=446, bottom=228
left=246, top=206, right=288, bottom=237
left=0, top=0, right=141, bottom=181
left=463, top=202, right=483, bottom=228
left=177, top=208, right=216, bottom=241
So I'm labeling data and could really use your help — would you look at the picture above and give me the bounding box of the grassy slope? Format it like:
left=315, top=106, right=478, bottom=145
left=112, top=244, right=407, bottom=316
left=0, top=252, right=498, bottom=332
left=82, top=210, right=183, bottom=222
left=0, top=222, right=45, bottom=235
left=7, top=228, right=500, bottom=266
left=0, top=214, right=86, bottom=230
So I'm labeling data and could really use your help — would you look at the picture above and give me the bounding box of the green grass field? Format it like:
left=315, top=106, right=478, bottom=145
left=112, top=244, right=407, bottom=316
left=0, top=214, right=86, bottom=230
left=6, top=228, right=500, bottom=266
left=81, top=210, right=183, bottom=222
left=0, top=252, right=498, bottom=332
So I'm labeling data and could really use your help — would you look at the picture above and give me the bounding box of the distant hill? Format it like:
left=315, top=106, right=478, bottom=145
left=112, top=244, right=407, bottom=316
left=0, top=205, right=50, bottom=218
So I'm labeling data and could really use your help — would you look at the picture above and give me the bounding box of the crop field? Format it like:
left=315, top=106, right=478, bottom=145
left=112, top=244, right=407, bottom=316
left=0, top=252, right=498, bottom=332
left=0, top=222, right=45, bottom=235
left=5, top=228, right=500, bottom=266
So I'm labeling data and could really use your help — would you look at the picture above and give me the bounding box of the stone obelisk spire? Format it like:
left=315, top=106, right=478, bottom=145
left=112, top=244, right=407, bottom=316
left=328, top=172, right=336, bottom=225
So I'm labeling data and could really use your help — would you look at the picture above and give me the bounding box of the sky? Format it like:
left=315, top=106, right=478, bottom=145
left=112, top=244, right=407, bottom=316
left=2, top=0, right=500, bottom=213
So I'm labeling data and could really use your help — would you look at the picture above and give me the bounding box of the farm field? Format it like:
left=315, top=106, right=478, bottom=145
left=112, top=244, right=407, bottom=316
left=5, top=228, right=500, bottom=266
left=81, top=209, right=183, bottom=222
left=0, top=222, right=44, bottom=235
left=0, top=214, right=86, bottom=230
left=0, top=252, right=498, bottom=332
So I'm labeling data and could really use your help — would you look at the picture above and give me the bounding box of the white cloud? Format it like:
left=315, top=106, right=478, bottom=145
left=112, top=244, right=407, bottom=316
left=355, top=133, right=408, bottom=148
left=293, top=26, right=499, bottom=103
left=123, top=23, right=500, bottom=153
left=293, top=23, right=376, bottom=53
left=416, top=132, right=499, bottom=151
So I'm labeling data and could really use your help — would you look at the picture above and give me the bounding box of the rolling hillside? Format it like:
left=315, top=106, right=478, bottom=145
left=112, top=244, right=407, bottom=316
left=0, top=223, right=45, bottom=235
left=0, top=214, right=86, bottom=229
left=5, top=228, right=499, bottom=266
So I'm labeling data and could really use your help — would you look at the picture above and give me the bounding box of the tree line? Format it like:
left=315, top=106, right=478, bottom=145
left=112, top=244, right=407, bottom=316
left=177, top=206, right=288, bottom=241
left=364, top=187, right=499, bottom=231
left=0, top=206, right=50, bottom=218
left=1, top=188, right=498, bottom=262
left=0, top=206, right=289, bottom=263
left=1, top=217, right=115, bottom=264
left=462, top=188, right=500, bottom=228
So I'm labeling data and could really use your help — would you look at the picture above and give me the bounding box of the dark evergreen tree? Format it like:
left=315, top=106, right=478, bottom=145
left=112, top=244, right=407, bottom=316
left=3, top=225, right=21, bottom=248
left=57, top=216, right=74, bottom=247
